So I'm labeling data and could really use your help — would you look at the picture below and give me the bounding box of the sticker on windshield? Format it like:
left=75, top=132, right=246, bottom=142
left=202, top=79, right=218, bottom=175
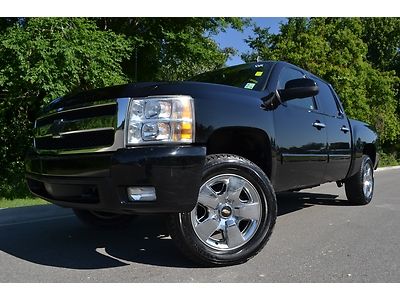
left=255, top=71, right=263, bottom=77
left=244, top=82, right=256, bottom=89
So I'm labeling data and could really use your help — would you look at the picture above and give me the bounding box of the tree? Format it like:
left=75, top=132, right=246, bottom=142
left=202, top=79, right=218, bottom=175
left=243, top=17, right=400, bottom=148
left=0, top=17, right=132, bottom=198
left=361, top=18, right=400, bottom=154
left=93, top=17, right=248, bottom=81
left=361, top=18, right=400, bottom=73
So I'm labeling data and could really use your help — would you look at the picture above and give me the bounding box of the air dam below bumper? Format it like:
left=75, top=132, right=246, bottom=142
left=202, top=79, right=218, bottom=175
left=25, top=146, right=206, bottom=214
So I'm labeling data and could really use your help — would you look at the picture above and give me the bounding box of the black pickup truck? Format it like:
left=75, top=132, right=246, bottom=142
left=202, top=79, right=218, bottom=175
left=26, top=61, right=378, bottom=266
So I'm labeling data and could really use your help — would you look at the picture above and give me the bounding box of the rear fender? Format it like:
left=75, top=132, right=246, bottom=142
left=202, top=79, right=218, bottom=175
left=346, top=119, right=378, bottom=179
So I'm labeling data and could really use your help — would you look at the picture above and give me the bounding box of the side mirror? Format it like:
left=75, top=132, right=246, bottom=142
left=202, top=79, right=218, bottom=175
left=278, top=78, right=319, bottom=102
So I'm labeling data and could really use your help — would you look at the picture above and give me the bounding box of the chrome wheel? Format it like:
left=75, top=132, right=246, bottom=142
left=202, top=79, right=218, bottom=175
left=345, top=155, right=374, bottom=205
left=169, top=154, right=277, bottom=266
left=362, top=162, right=373, bottom=198
left=191, top=174, right=263, bottom=251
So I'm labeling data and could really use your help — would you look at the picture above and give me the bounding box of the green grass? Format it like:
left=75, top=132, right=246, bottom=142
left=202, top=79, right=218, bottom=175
left=0, top=197, right=49, bottom=209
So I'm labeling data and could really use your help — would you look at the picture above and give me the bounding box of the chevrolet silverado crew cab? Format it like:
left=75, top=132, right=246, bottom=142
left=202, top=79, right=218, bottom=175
left=26, top=61, right=378, bottom=266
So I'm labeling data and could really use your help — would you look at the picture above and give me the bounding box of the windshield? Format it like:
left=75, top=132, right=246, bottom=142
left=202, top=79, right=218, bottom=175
left=188, top=63, right=272, bottom=91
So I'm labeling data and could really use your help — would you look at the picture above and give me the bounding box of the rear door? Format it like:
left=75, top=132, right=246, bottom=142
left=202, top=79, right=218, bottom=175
left=313, top=78, right=352, bottom=182
left=272, top=66, right=328, bottom=191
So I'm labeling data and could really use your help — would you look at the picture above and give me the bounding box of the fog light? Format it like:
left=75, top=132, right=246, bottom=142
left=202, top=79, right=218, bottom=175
left=127, top=187, right=156, bottom=202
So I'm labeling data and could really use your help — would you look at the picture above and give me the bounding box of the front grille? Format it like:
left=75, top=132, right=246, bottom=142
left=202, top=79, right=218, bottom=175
left=34, top=102, right=117, bottom=151
left=35, top=129, right=115, bottom=150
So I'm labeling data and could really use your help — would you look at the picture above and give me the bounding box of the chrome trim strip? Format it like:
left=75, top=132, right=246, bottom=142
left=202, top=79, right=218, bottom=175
left=58, top=127, right=114, bottom=136
left=37, top=102, right=116, bottom=121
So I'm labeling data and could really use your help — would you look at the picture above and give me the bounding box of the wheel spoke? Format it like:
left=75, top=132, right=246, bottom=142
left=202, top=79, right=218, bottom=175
left=224, top=219, right=245, bottom=248
left=198, top=184, right=219, bottom=209
left=364, top=165, right=372, bottom=180
left=362, top=163, right=373, bottom=197
left=194, top=217, right=220, bottom=241
left=234, top=202, right=261, bottom=220
left=225, top=176, right=245, bottom=203
left=364, top=181, right=372, bottom=194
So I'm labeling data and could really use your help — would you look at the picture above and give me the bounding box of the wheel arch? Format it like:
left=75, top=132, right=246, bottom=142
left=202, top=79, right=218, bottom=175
left=363, top=143, right=377, bottom=168
left=346, top=119, right=379, bottom=178
left=206, top=126, right=272, bottom=179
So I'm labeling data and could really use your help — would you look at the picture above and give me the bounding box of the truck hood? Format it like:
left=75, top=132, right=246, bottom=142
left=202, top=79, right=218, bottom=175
left=44, top=81, right=262, bottom=113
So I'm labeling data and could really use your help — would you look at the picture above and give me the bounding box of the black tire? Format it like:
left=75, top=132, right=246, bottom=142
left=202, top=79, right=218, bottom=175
left=73, top=209, right=135, bottom=229
left=345, top=155, right=374, bottom=205
left=168, top=154, right=277, bottom=267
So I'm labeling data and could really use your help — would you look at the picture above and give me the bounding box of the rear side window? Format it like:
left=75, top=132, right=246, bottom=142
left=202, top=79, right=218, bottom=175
left=315, top=79, right=340, bottom=117
left=277, top=67, right=316, bottom=110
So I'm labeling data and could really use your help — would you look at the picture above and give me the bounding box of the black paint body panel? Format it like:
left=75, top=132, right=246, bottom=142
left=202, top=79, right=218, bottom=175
left=26, top=146, right=206, bottom=213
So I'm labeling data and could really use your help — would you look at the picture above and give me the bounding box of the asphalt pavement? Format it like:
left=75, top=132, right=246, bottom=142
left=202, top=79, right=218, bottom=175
left=0, top=168, right=399, bottom=282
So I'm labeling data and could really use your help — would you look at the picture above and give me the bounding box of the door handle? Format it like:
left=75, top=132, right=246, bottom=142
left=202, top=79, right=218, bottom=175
left=340, top=126, right=350, bottom=133
left=312, top=121, right=326, bottom=129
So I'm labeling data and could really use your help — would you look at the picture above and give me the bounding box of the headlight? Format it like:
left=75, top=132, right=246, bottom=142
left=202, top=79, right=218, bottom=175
left=126, top=95, right=194, bottom=145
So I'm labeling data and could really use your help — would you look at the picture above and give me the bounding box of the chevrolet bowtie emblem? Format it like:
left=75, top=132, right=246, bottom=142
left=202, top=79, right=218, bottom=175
left=49, top=119, right=65, bottom=138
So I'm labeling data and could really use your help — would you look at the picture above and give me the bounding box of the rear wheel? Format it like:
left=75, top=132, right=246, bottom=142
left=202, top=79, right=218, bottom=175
left=345, top=155, right=374, bottom=205
left=168, top=154, right=277, bottom=266
left=73, top=209, right=135, bottom=229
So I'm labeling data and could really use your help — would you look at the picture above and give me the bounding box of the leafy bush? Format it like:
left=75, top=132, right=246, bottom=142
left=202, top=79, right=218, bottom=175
left=379, top=151, right=400, bottom=167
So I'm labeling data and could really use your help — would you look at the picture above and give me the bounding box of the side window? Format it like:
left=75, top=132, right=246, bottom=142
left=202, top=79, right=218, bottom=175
left=315, top=79, right=340, bottom=117
left=277, top=67, right=316, bottom=110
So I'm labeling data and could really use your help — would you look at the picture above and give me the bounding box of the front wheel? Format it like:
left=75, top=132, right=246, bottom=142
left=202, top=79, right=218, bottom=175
left=345, top=155, right=375, bottom=205
left=168, top=154, right=277, bottom=266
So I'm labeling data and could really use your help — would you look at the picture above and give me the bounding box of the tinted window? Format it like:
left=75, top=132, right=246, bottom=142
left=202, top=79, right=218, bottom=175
left=277, top=67, right=316, bottom=110
left=189, top=63, right=272, bottom=91
left=315, top=79, right=339, bottom=117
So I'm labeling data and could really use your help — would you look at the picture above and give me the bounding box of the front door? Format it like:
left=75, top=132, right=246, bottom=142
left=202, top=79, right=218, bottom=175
left=272, top=66, right=328, bottom=192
